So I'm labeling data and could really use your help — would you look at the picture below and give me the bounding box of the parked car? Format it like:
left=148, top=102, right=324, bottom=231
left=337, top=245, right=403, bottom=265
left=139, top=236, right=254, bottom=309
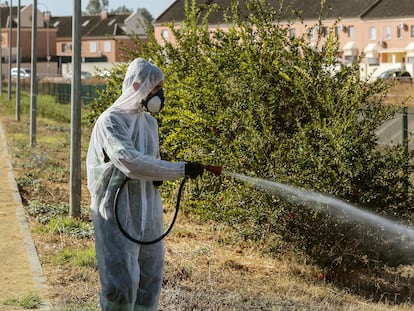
left=377, top=69, right=412, bottom=83
left=66, top=71, right=93, bottom=80
left=10, top=67, right=31, bottom=79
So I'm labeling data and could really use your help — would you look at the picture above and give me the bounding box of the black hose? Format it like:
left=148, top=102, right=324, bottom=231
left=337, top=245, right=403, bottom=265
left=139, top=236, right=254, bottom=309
left=113, top=177, right=188, bottom=245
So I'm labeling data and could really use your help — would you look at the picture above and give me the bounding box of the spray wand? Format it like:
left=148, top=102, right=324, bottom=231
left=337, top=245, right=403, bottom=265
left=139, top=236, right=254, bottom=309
left=114, top=164, right=222, bottom=245
left=204, top=165, right=222, bottom=176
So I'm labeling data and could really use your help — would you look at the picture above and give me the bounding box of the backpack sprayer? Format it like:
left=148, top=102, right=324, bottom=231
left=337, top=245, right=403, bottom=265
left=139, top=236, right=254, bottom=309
left=113, top=165, right=222, bottom=245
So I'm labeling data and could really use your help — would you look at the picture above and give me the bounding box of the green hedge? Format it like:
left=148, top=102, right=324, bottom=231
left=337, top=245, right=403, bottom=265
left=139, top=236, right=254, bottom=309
left=88, top=0, right=414, bottom=272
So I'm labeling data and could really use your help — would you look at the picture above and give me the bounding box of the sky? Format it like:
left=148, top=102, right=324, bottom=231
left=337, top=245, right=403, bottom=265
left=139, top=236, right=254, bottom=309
left=17, top=0, right=175, bottom=19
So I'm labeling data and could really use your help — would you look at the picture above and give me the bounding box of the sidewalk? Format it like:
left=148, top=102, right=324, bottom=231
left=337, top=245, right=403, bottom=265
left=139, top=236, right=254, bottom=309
left=0, top=121, right=50, bottom=310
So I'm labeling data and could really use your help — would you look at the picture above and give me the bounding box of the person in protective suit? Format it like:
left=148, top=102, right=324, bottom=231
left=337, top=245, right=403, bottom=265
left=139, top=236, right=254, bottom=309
left=86, top=57, right=204, bottom=311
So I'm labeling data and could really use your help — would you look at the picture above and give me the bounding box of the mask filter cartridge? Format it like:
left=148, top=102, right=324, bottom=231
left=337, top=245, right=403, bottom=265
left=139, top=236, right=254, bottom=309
left=142, top=88, right=165, bottom=113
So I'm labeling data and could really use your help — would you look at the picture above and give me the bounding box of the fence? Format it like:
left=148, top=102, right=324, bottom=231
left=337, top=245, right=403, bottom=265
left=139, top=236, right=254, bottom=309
left=17, top=79, right=106, bottom=105
left=377, top=107, right=414, bottom=149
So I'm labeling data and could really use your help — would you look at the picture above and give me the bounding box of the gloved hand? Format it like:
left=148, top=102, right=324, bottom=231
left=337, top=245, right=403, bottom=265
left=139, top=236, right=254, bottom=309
left=153, top=180, right=163, bottom=187
left=185, top=162, right=204, bottom=179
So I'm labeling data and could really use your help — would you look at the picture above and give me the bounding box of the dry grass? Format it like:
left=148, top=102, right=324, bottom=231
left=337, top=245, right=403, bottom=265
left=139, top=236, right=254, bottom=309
left=1, top=99, right=414, bottom=310
left=383, top=83, right=414, bottom=107
left=159, top=218, right=414, bottom=311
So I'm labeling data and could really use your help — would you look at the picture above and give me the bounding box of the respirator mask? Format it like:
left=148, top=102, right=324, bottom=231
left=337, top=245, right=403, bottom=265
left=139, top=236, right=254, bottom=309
left=142, top=88, right=165, bottom=113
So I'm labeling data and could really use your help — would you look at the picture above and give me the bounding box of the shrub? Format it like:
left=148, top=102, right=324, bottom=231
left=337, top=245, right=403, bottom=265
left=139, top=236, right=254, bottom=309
left=87, top=0, right=414, bottom=272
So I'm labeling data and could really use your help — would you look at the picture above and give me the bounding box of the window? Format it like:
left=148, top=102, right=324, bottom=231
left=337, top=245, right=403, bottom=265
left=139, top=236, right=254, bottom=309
left=61, top=43, right=71, bottom=53
left=397, top=25, right=402, bottom=39
left=369, top=27, right=376, bottom=40
left=385, top=25, right=391, bottom=40
left=335, top=25, right=340, bottom=37
left=308, top=27, right=315, bottom=40
left=348, top=25, right=355, bottom=38
left=411, top=25, right=414, bottom=37
left=82, top=19, right=91, bottom=27
left=104, top=41, right=111, bottom=53
left=345, top=55, right=357, bottom=64
left=321, top=26, right=328, bottom=38
left=89, top=41, right=97, bottom=53
left=367, top=58, right=379, bottom=65
left=161, top=29, right=169, bottom=40
left=289, top=28, right=296, bottom=39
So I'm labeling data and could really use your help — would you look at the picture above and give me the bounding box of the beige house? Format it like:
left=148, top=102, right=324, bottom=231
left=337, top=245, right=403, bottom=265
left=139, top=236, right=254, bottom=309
left=153, top=0, right=414, bottom=80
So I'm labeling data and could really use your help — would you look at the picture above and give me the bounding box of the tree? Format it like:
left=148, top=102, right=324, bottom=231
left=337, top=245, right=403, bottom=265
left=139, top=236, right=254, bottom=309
left=89, top=0, right=414, bottom=274
left=137, top=8, right=153, bottom=24
left=111, top=5, right=132, bottom=14
left=86, top=0, right=109, bottom=14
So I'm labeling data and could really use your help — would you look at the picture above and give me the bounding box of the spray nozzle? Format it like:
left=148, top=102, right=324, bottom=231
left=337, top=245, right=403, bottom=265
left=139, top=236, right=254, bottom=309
left=204, top=165, right=222, bottom=176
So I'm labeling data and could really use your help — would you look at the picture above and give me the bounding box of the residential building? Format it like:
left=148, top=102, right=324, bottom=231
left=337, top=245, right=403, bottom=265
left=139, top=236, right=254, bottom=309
left=0, top=4, right=148, bottom=77
left=51, top=10, right=148, bottom=65
left=0, top=4, right=56, bottom=63
left=153, top=0, right=414, bottom=80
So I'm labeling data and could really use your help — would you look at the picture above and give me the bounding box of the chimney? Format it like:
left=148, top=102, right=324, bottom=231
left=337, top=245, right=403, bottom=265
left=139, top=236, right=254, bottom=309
left=44, top=11, right=51, bottom=23
left=101, top=10, right=108, bottom=20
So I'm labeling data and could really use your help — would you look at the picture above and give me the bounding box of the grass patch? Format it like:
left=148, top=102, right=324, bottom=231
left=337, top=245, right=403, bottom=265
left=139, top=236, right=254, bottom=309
left=47, top=216, right=94, bottom=239
left=3, top=292, right=43, bottom=309
left=53, top=246, right=97, bottom=269
left=1, top=91, right=72, bottom=123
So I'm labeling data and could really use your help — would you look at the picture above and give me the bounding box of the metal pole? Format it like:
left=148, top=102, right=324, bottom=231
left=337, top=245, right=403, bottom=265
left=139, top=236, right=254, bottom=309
left=7, top=0, right=11, bottom=100
left=41, top=8, right=50, bottom=75
left=0, top=4, right=3, bottom=95
left=70, top=0, right=82, bottom=217
left=30, top=0, right=37, bottom=147
left=46, top=11, right=50, bottom=75
left=403, top=106, right=409, bottom=195
left=15, top=0, right=20, bottom=121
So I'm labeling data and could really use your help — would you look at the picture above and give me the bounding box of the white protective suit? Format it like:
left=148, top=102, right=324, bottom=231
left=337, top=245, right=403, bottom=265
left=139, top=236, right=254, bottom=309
left=86, top=58, right=185, bottom=311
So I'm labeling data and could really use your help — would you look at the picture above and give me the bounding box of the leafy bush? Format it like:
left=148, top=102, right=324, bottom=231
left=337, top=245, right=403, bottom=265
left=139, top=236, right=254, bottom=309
left=25, top=200, right=94, bottom=238
left=87, top=0, right=414, bottom=272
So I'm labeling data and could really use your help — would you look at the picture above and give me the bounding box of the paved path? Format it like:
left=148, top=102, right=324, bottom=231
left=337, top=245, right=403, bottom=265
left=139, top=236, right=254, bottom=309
left=0, top=121, right=50, bottom=310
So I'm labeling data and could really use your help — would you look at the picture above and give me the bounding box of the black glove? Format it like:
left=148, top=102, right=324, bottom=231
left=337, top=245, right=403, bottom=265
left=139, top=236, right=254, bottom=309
left=153, top=180, right=163, bottom=187
left=185, top=162, right=204, bottom=179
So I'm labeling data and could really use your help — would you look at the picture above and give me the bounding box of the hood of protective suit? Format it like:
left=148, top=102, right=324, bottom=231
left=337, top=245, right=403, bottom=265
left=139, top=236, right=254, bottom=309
left=112, top=58, right=164, bottom=112
left=86, top=58, right=184, bottom=221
